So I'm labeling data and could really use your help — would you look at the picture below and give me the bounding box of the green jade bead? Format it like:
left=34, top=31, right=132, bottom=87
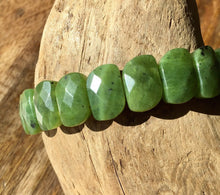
left=19, top=89, right=42, bottom=135
left=192, top=46, right=220, bottom=98
left=215, top=48, right=220, bottom=68
left=159, top=48, right=197, bottom=104
left=34, top=81, right=62, bottom=130
left=87, top=64, right=125, bottom=121
left=55, top=73, right=91, bottom=127
left=122, top=55, right=162, bottom=112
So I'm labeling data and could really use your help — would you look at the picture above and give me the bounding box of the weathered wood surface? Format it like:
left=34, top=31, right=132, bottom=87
left=35, top=0, right=220, bottom=194
left=0, top=0, right=219, bottom=194
left=0, top=0, right=63, bottom=195
left=197, top=0, right=220, bottom=48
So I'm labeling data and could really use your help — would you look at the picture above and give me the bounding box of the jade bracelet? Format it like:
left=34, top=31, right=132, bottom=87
left=19, top=46, right=220, bottom=135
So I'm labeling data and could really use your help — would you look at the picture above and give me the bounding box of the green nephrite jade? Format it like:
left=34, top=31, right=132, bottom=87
left=192, top=46, right=220, bottom=98
left=19, top=89, right=42, bottom=135
left=215, top=48, right=220, bottom=66
left=19, top=45, right=220, bottom=135
left=123, top=55, right=162, bottom=111
left=34, top=81, right=62, bottom=130
left=55, top=73, right=91, bottom=127
left=159, top=48, right=197, bottom=104
left=87, top=64, right=126, bottom=121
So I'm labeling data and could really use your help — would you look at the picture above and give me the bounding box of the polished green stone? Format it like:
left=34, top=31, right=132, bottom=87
left=34, top=81, right=62, bottom=130
left=159, top=48, right=197, bottom=104
left=122, top=55, right=162, bottom=112
left=87, top=64, right=125, bottom=121
left=19, top=89, right=42, bottom=135
left=215, top=48, right=220, bottom=67
left=192, top=46, right=220, bottom=98
left=55, top=73, right=91, bottom=127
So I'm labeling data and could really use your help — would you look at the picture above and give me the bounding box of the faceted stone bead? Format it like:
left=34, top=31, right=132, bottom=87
left=159, top=48, right=197, bottom=104
left=55, top=73, right=91, bottom=127
left=122, top=55, right=162, bottom=112
left=87, top=64, right=125, bottom=121
left=192, top=46, right=220, bottom=98
left=215, top=48, right=220, bottom=67
left=34, top=81, right=62, bottom=130
left=19, top=89, right=42, bottom=135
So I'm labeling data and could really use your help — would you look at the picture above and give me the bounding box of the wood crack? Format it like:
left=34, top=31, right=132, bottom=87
left=78, top=39, right=85, bottom=72
left=80, top=132, right=104, bottom=194
left=107, top=139, right=125, bottom=195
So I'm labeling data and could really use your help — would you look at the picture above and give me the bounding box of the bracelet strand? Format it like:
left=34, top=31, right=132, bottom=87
left=19, top=46, right=220, bottom=135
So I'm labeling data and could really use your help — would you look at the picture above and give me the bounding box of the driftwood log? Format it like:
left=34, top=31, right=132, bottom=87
left=35, top=0, right=220, bottom=194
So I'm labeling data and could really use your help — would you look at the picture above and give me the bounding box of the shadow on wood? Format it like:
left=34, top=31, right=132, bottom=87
left=45, top=95, right=220, bottom=136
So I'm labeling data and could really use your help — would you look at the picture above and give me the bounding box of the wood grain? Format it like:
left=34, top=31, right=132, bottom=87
left=35, top=0, right=219, bottom=194
left=0, top=1, right=63, bottom=195
left=197, top=0, right=220, bottom=48
left=0, top=0, right=219, bottom=195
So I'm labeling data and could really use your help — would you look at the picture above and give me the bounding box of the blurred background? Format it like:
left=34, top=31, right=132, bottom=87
left=0, top=0, right=219, bottom=194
